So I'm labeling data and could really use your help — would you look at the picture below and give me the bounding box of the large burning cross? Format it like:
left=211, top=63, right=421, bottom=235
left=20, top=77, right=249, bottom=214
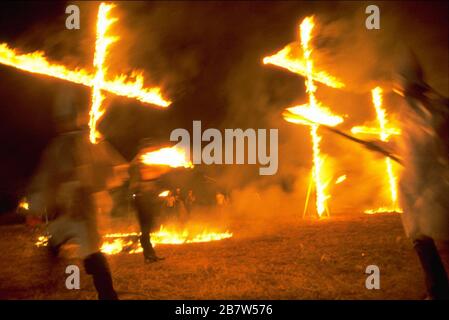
left=263, top=16, right=344, bottom=217
left=0, top=3, right=171, bottom=144
left=351, top=87, right=402, bottom=214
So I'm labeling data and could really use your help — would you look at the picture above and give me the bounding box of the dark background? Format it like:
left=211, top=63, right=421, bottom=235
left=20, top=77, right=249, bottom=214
left=0, top=1, right=447, bottom=213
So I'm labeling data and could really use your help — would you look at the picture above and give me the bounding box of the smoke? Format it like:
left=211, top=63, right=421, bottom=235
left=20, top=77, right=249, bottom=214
left=1, top=1, right=447, bottom=220
left=210, top=1, right=448, bottom=225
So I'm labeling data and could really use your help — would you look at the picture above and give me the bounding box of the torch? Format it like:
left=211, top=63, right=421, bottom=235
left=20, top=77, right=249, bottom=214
left=282, top=110, right=403, bottom=165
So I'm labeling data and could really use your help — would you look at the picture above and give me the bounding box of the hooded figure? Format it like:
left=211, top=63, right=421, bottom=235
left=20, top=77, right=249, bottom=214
left=393, top=50, right=449, bottom=299
left=27, top=87, right=128, bottom=299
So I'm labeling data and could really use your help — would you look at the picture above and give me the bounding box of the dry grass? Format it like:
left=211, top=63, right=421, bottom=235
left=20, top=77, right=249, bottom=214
left=0, top=213, right=427, bottom=300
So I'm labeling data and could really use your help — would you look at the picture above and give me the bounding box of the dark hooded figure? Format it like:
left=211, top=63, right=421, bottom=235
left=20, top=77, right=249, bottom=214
left=392, top=50, right=449, bottom=299
left=27, top=87, right=128, bottom=300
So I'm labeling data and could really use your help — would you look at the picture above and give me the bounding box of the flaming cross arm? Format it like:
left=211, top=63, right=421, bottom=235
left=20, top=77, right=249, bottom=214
left=262, top=40, right=345, bottom=89
left=0, top=43, right=171, bottom=106
left=283, top=109, right=402, bottom=164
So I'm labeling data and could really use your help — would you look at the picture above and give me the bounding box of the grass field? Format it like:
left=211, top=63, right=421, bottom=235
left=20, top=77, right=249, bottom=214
left=0, top=212, right=429, bottom=300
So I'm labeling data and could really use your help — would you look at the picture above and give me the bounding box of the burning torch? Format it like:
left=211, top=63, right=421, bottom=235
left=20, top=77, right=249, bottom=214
left=282, top=109, right=403, bottom=165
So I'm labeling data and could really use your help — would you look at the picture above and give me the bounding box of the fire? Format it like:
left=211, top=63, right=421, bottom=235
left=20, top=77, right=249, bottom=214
left=36, top=226, right=233, bottom=255
left=141, top=146, right=194, bottom=168
left=35, top=235, right=49, bottom=247
left=299, top=17, right=329, bottom=217
left=351, top=87, right=401, bottom=213
left=335, top=175, right=347, bottom=185
left=0, top=3, right=171, bottom=144
left=364, top=207, right=400, bottom=215
left=158, top=190, right=170, bottom=197
left=18, top=198, right=29, bottom=210
left=264, top=16, right=344, bottom=217
left=263, top=45, right=344, bottom=89
left=283, top=104, right=343, bottom=127
left=89, top=3, right=117, bottom=143
left=151, top=226, right=233, bottom=245
left=0, top=44, right=170, bottom=106
left=351, top=126, right=401, bottom=136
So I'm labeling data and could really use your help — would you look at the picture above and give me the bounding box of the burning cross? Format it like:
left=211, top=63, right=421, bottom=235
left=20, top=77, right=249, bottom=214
left=263, top=16, right=344, bottom=217
left=351, top=87, right=402, bottom=214
left=0, top=2, right=171, bottom=144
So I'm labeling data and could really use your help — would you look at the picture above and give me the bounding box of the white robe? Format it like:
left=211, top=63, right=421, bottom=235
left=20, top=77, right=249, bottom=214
left=28, top=130, right=127, bottom=257
left=398, top=95, right=449, bottom=241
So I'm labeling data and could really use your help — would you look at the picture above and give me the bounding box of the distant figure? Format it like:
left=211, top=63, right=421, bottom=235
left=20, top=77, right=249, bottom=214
left=185, top=190, right=196, bottom=214
left=174, top=188, right=184, bottom=208
left=27, top=87, right=128, bottom=299
left=174, top=187, right=187, bottom=222
left=215, top=191, right=229, bottom=216
left=165, top=191, right=176, bottom=214
left=215, top=192, right=227, bottom=207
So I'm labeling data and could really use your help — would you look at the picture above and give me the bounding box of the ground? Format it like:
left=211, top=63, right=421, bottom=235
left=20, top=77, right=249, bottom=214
left=0, top=213, right=431, bottom=299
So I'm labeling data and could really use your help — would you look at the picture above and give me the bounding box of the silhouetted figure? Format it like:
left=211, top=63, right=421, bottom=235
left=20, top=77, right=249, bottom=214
left=129, top=140, right=169, bottom=263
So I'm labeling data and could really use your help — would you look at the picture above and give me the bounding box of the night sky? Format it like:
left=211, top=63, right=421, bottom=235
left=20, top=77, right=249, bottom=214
left=0, top=1, right=447, bottom=213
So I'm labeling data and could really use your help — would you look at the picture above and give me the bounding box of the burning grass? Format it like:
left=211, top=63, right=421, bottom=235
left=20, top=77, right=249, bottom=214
left=0, top=213, right=432, bottom=299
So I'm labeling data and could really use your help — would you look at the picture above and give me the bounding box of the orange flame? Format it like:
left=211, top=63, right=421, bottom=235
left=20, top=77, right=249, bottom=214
left=158, top=190, right=170, bottom=197
left=89, top=3, right=117, bottom=143
left=269, top=16, right=344, bottom=217
left=351, top=87, right=401, bottom=213
left=17, top=198, right=29, bottom=210
left=263, top=44, right=344, bottom=89
left=283, top=104, right=343, bottom=127
left=141, top=146, right=193, bottom=168
left=0, top=44, right=170, bottom=106
left=36, top=226, right=233, bottom=255
left=335, top=174, right=347, bottom=185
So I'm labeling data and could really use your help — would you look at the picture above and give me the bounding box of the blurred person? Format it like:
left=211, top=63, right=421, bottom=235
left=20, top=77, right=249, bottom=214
left=368, top=50, right=449, bottom=299
left=163, top=190, right=176, bottom=218
left=215, top=191, right=227, bottom=207
left=215, top=191, right=229, bottom=216
left=129, top=139, right=169, bottom=263
left=395, top=51, right=449, bottom=300
left=26, top=87, right=128, bottom=300
left=174, top=187, right=187, bottom=222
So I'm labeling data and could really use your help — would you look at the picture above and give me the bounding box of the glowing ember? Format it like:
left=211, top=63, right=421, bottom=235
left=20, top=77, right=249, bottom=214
left=264, top=16, right=344, bottom=217
left=17, top=198, right=29, bottom=210
left=351, top=87, right=401, bottom=213
left=158, top=190, right=170, bottom=197
left=141, top=146, right=193, bottom=168
left=0, top=2, right=171, bottom=145
left=35, top=235, right=50, bottom=247
left=36, top=226, right=233, bottom=255
left=335, top=175, right=347, bottom=185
